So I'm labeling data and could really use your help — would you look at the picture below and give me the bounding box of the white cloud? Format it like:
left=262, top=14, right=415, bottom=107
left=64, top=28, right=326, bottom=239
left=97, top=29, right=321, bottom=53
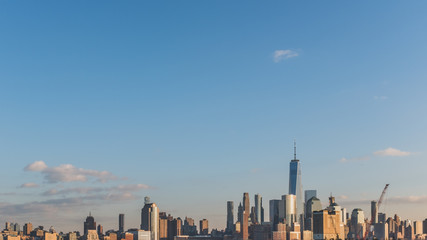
left=273, top=49, right=299, bottom=62
left=19, top=182, right=39, bottom=188
left=341, top=148, right=411, bottom=163
left=374, top=147, right=411, bottom=157
left=24, top=161, right=118, bottom=183
left=24, top=161, right=48, bottom=171
left=388, top=195, right=427, bottom=204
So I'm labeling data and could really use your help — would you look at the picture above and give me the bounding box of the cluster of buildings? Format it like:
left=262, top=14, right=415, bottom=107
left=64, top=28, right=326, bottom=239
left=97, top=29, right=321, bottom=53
left=1, top=146, right=426, bottom=240
left=220, top=145, right=427, bottom=240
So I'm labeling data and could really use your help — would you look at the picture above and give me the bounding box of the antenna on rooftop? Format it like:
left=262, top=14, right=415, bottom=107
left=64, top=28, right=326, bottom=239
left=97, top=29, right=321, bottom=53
left=294, top=139, right=297, bottom=160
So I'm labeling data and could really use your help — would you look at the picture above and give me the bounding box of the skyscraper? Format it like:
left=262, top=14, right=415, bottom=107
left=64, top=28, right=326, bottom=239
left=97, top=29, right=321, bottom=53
left=226, top=201, right=234, bottom=233
left=242, top=193, right=249, bottom=240
left=305, top=197, right=322, bottom=231
left=313, top=196, right=345, bottom=240
left=141, top=197, right=159, bottom=240
left=199, top=219, right=209, bottom=235
left=237, top=202, right=243, bottom=223
left=351, top=208, right=365, bottom=239
left=254, top=194, right=262, bottom=224
left=182, top=217, right=197, bottom=236
left=159, top=212, right=168, bottom=240
left=269, top=199, right=281, bottom=230
left=243, top=193, right=250, bottom=214
left=279, top=194, right=296, bottom=226
left=97, top=224, right=103, bottom=236
left=423, top=218, right=427, bottom=234
left=84, top=213, right=97, bottom=236
left=289, top=142, right=303, bottom=224
left=304, top=190, right=317, bottom=204
left=414, top=221, right=423, bottom=235
left=371, top=201, right=378, bottom=224
left=171, top=217, right=182, bottom=237
left=119, top=214, right=125, bottom=232
left=23, top=223, right=32, bottom=236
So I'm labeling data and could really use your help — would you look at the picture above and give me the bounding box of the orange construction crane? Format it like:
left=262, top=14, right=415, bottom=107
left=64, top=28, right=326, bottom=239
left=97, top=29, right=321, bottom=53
left=362, top=184, right=390, bottom=240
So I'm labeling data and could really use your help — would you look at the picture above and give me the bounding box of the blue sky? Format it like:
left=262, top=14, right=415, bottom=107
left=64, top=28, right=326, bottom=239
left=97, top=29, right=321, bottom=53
left=1, top=0, right=427, bottom=233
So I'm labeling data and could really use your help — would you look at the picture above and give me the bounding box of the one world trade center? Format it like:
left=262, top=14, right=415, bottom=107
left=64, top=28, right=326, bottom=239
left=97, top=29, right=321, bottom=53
left=289, top=141, right=303, bottom=225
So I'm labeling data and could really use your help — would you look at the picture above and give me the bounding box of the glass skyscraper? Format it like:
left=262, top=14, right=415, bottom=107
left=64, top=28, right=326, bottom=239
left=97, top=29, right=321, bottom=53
left=289, top=143, right=303, bottom=224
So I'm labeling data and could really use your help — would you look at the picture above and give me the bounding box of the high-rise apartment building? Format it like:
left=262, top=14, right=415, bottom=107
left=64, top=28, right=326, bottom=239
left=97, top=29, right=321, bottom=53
left=342, top=208, right=347, bottom=225
left=158, top=212, right=168, bottom=240
left=97, top=224, right=103, bottom=236
left=270, top=199, right=281, bottom=230
left=254, top=194, right=262, bottom=224
left=371, top=201, right=378, bottom=224
left=250, top=207, right=256, bottom=224
left=141, top=197, right=159, bottom=240
left=414, top=221, right=423, bottom=235
left=237, top=202, right=243, bottom=223
left=350, top=208, right=365, bottom=239
left=23, top=223, right=32, bottom=236
left=182, top=217, right=197, bottom=236
left=243, top=193, right=250, bottom=214
left=119, top=214, right=125, bottom=232
left=241, top=193, right=250, bottom=240
left=423, top=219, right=427, bottom=234
left=199, top=219, right=209, bottom=235
left=226, top=201, right=234, bottom=233
left=171, top=217, right=182, bottom=237
left=289, top=142, right=303, bottom=224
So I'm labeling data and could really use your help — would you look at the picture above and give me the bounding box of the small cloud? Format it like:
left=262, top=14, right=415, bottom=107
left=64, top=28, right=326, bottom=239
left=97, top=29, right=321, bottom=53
left=273, top=49, right=299, bottom=63
left=250, top=168, right=261, bottom=174
left=19, top=182, right=39, bottom=188
left=374, top=96, right=388, bottom=101
left=24, top=161, right=118, bottom=183
left=24, top=161, right=48, bottom=172
left=374, top=147, right=411, bottom=157
left=389, top=195, right=427, bottom=204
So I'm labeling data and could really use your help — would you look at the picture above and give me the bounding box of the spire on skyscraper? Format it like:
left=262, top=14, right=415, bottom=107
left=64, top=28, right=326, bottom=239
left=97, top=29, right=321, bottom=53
left=294, top=139, right=297, bottom=160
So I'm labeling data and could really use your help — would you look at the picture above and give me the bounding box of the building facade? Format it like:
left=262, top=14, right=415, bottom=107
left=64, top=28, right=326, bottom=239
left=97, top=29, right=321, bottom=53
left=141, top=197, right=159, bottom=240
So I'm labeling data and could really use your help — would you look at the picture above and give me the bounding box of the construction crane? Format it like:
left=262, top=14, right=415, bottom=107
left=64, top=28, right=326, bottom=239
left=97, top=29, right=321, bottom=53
left=362, top=184, right=390, bottom=240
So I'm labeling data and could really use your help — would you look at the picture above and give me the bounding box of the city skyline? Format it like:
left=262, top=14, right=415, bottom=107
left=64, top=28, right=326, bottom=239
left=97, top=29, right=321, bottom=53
left=1, top=0, right=427, bottom=235
left=0, top=154, right=423, bottom=234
